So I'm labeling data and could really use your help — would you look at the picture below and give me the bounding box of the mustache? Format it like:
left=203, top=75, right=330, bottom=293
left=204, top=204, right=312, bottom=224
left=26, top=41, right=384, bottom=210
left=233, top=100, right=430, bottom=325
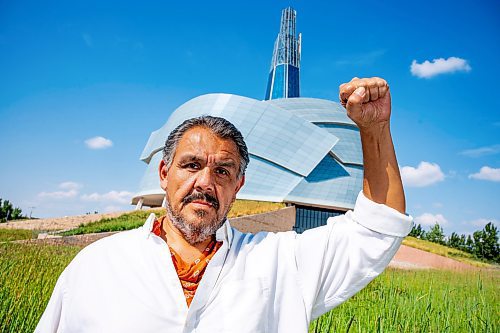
left=182, top=191, right=220, bottom=210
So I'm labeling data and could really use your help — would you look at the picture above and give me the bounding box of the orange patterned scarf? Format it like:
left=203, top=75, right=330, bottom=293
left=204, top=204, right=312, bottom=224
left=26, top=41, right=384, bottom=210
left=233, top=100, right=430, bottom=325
left=152, top=217, right=222, bottom=307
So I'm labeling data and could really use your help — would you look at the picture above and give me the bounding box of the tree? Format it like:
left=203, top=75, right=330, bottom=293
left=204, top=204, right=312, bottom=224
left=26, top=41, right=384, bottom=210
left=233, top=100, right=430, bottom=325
left=426, top=223, right=445, bottom=245
left=415, top=220, right=499, bottom=263
left=472, top=222, right=499, bottom=263
left=458, top=234, right=469, bottom=253
left=447, top=232, right=461, bottom=249
left=466, top=235, right=474, bottom=253
left=482, top=222, right=500, bottom=263
left=409, top=224, right=425, bottom=239
left=0, top=198, right=25, bottom=222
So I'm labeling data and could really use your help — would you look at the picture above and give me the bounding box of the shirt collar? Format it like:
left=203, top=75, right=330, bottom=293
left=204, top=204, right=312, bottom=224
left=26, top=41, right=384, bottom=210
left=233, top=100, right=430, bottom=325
left=142, top=213, right=157, bottom=238
left=216, top=219, right=233, bottom=247
left=143, top=213, right=233, bottom=247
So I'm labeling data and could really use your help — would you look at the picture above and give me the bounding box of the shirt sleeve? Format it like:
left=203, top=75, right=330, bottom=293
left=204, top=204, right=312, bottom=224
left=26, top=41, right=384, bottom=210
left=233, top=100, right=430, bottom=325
left=34, top=270, right=66, bottom=333
left=294, top=191, right=413, bottom=320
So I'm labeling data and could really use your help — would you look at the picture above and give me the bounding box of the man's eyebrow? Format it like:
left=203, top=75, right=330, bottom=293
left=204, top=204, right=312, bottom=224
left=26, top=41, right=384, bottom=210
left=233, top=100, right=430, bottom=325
left=177, top=154, right=237, bottom=168
left=215, top=160, right=237, bottom=169
left=177, top=154, right=203, bottom=163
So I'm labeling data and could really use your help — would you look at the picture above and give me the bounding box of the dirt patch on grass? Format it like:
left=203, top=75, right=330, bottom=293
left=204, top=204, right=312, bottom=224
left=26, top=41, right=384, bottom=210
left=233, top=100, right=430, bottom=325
left=389, top=245, right=481, bottom=271
left=20, top=232, right=118, bottom=247
left=0, top=211, right=132, bottom=232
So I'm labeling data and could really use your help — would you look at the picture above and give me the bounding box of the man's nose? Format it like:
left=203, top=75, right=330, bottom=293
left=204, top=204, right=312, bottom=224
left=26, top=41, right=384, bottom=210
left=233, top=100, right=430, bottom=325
left=194, top=167, right=215, bottom=192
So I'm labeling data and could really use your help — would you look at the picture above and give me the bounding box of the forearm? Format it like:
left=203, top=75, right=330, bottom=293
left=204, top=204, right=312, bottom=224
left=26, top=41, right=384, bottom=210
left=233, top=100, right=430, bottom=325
left=360, top=123, right=406, bottom=214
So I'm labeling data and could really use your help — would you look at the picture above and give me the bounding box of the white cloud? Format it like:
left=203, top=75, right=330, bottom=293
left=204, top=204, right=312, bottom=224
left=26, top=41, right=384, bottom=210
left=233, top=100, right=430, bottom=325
left=467, top=218, right=499, bottom=228
left=460, top=144, right=500, bottom=158
left=82, top=33, right=93, bottom=47
left=400, top=161, right=445, bottom=187
left=415, top=213, right=448, bottom=226
left=469, top=166, right=500, bottom=182
left=38, top=181, right=82, bottom=199
left=85, top=136, right=113, bottom=149
left=104, top=205, right=125, bottom=213
left=411, top=57, right=471, bottom=78
left=81, top=191, right=133, bottom=205
left=38, top=189, right=78, bottom=199
left=59, top=181, right=82, bottom=191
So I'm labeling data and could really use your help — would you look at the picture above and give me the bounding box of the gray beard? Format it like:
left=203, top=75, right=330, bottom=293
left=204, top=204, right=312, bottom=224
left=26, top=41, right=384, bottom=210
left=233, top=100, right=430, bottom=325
left=165, top=198, right=227, bottom=245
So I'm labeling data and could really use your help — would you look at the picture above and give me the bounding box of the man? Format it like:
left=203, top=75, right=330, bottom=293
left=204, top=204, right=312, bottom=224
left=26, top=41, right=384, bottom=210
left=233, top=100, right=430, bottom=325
left=36, top=77, right=413, bottom=332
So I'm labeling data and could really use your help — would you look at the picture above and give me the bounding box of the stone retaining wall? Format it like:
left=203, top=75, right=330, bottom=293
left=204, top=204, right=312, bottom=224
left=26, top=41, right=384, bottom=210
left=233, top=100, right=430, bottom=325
left=229, top=206, right=296, bottom=233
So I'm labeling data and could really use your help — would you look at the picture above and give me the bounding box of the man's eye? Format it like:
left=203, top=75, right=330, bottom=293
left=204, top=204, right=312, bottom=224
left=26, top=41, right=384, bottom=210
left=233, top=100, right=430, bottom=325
left=216, top=168, right=229, bottom=176
left=185, top=163, right=200, bottom=169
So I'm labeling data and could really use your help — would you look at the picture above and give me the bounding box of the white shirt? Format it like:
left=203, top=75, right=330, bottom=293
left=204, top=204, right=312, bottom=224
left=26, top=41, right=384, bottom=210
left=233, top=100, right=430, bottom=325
left=36, top=192, right=412, bottom=333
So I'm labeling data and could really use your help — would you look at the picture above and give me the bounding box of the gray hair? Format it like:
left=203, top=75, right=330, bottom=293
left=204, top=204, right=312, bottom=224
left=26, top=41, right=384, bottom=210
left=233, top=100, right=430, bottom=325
left=162, top=116, right=249, bottom=178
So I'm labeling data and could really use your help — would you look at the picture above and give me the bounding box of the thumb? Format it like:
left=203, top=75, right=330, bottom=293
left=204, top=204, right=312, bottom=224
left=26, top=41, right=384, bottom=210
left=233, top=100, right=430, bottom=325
left=346, top=86, right=366, bottom=116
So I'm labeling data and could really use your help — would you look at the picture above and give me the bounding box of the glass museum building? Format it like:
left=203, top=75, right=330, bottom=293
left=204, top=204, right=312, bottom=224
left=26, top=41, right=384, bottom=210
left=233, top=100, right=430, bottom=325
left=132, top=8, right=363, bottom=233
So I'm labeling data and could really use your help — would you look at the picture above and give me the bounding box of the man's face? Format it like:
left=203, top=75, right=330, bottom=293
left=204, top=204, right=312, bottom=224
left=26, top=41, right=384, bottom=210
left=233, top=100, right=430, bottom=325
left=159, top=126, right=245, bottom=244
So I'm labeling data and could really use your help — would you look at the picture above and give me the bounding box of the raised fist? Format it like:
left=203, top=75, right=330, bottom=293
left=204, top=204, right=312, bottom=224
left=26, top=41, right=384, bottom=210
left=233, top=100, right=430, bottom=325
left=339, top=77, right=391, bottom=129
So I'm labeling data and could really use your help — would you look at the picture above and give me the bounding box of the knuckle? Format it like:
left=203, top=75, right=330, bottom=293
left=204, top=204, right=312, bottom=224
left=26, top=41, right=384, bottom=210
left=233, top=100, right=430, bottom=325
left=378, top=79, right=388, bottom=87
left=351, top=94, right=363, bottom=103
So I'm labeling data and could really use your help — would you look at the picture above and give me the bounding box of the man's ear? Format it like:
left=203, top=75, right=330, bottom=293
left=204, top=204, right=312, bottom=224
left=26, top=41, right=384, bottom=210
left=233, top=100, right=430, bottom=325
left=159, top=159, right=169, bottom=191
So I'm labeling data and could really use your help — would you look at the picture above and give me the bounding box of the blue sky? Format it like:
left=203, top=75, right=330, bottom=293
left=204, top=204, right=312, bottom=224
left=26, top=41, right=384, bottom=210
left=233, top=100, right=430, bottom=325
left=1, top=0, right=498, bottom=235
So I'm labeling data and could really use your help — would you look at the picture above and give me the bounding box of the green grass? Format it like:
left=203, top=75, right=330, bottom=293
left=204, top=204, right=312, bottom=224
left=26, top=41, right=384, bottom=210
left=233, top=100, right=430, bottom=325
left=59, top=209, right=163, bottom=236
left=310, top=268, right=499, bottom=332
left=1, top=240, right=498, bottom=332
left=403, top=236, right=492, bottom=268
left=0, top=229, right=37, bottom=242
left=229, top=199, right=286, bottom=217
left=1, top=201, right=497, bottom=332
left=60, top=200, right=285, bottom=236
left=0, top=242, right=81, bottom=332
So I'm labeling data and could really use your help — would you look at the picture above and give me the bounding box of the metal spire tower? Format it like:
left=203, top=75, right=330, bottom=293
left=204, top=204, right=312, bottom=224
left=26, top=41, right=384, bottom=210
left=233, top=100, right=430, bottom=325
left=264, top=7, right=302, bottom=100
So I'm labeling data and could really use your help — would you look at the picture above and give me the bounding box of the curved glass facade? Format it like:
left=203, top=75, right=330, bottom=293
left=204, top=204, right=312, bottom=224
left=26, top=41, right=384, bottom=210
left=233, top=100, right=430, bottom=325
left=133, top=7, right=363, bottom=232
left=133, top=93, right=363, bottom=212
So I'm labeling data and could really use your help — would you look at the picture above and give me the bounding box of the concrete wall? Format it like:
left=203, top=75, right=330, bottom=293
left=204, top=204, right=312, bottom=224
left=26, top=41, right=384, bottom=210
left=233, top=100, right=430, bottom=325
left=229, top=206, right=296, bottom=234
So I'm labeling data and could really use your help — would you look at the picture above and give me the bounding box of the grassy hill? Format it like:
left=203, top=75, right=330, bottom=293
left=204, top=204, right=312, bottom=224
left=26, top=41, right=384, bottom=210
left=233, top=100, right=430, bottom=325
left=402, top=236, right=493, bottom=268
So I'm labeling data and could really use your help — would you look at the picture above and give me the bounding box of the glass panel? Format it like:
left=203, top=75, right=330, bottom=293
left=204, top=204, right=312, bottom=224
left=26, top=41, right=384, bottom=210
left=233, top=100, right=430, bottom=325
left=294, top=205, right=342, bottom=233
left=237, top=155, right=302, bottom=202
left=285, top=155, right=363, bottom=210
left=287, top=65, right=300, bottom=98
left=317, top=124, right=362, bottom=165
left=265, top=71, right=274, bottom=100
left=271, top=65, right=285, bottom=99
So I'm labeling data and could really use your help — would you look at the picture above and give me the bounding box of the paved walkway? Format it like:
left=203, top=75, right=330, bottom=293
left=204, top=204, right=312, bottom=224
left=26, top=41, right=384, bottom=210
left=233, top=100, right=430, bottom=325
left=389, top=244, right=479, bottom=270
